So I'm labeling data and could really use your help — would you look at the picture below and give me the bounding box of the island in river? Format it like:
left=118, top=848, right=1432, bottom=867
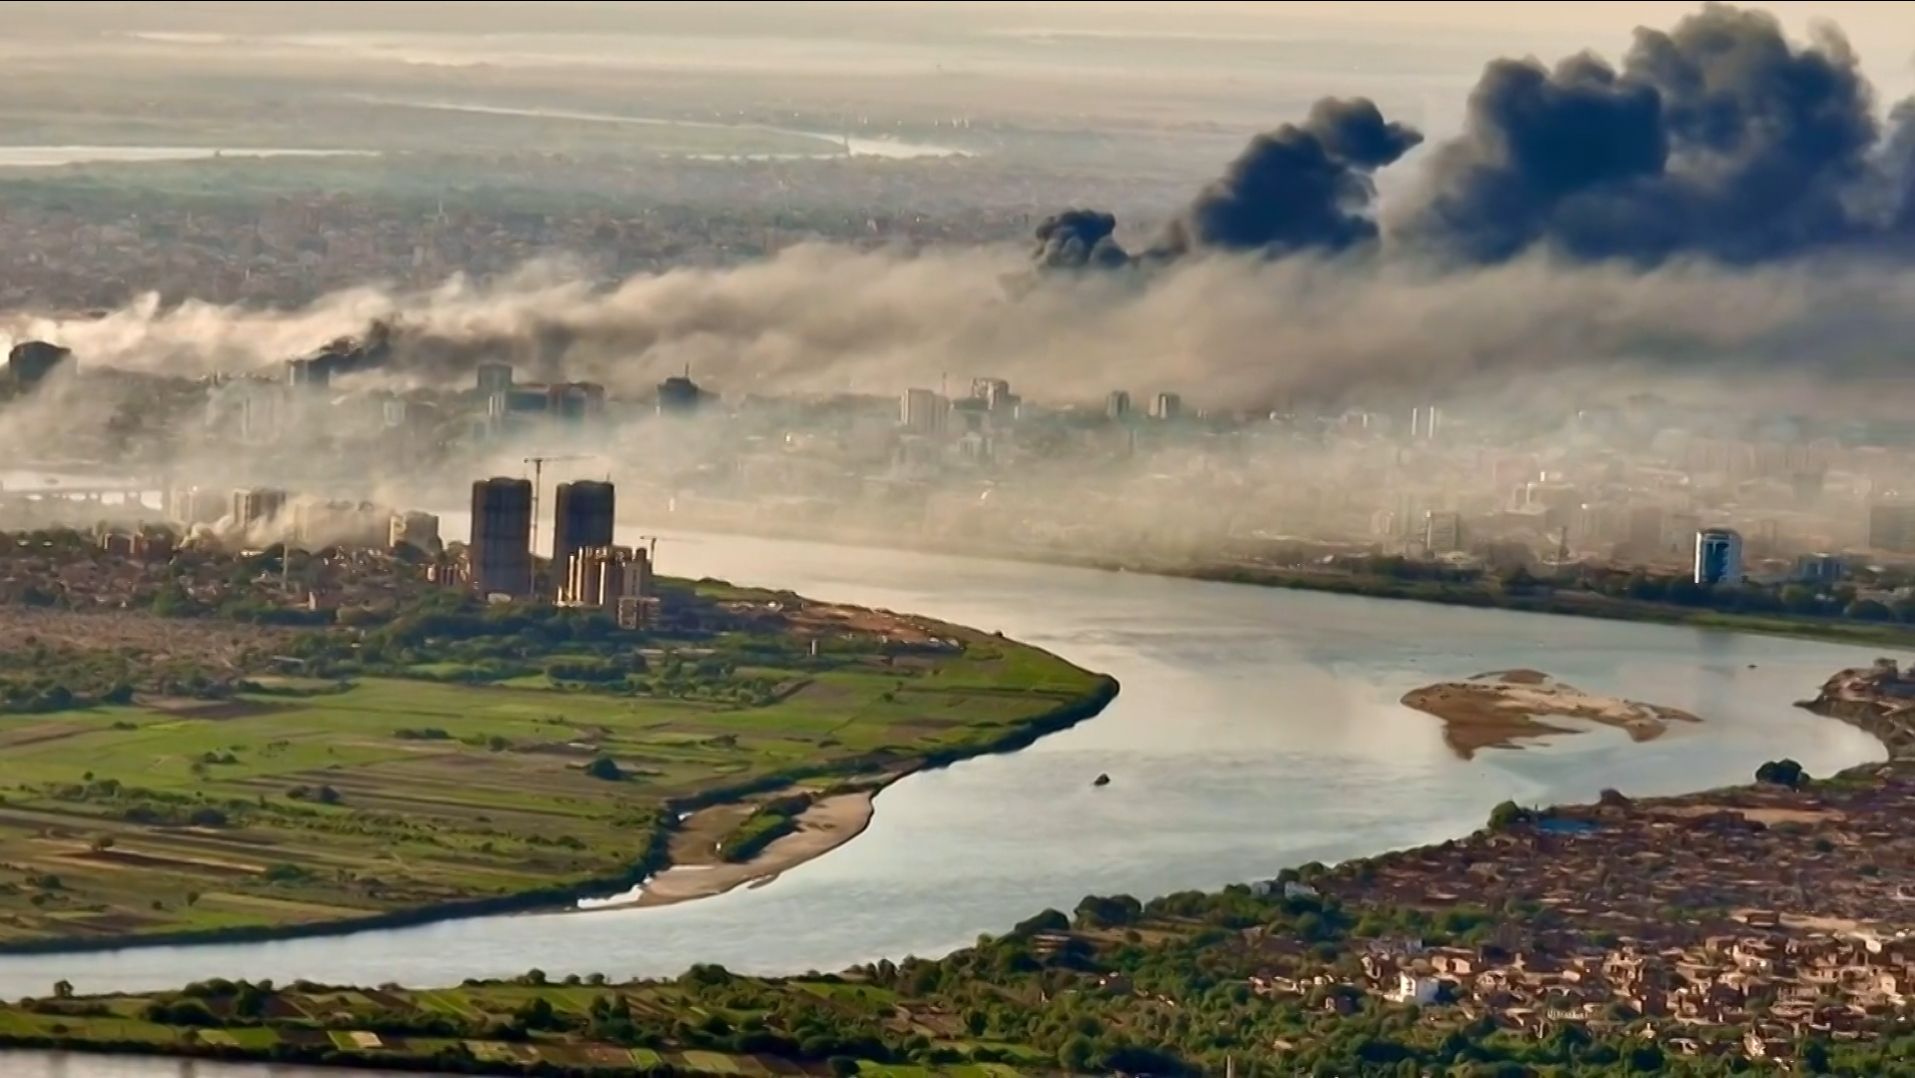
left=0, top=528, right=1116, bottom=951
left=1, top=661, right=1909, bottom=1076
left=1400, top=668, right=1703, bottom=758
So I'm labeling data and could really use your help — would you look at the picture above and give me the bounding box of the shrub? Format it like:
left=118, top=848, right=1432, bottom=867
left=187, top=807, right=229, bottom=828
left=1755, top=759, right=1807, bottom=789
left=1487, top=800, right=1532, bottom=831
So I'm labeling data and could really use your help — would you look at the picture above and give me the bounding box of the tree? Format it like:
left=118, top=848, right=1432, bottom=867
left=585, top=756, right=624, bottom=781
left=1073, top=893, right=1142, bottom=928
left=1845, top=598, right=1894, bottom=622
left=1486, top=801, right=1530, bottom=832
left=51, top=979, right=73, bottom=1000
left=150, top=581, right=199, bottom=618
left=1058, top=1034, right=1097, bottom=1073
left=1755, top=759, right=1807, bottom=789
left=1779, top=585, right=1821, bottom=615
left=1013, top=908, right=1070, bottom=936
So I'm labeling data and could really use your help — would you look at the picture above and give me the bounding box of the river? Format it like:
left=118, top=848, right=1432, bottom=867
left=0, top=530, right=1889, bottom=1072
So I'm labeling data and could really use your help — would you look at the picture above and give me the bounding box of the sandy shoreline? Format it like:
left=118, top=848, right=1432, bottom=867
left=1401, top=668, right=1702, bottom=759
left=632, top=787, right=881, bottom=907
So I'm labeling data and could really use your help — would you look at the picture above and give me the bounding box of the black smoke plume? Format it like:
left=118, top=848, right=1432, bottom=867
left=1154, top=97, right=1421, bottom=257
left=1403, top=3, right=1911, bottom=263
left=1032, top=209, right=1131, bottom=270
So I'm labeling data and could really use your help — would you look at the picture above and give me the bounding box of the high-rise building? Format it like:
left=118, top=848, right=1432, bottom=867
left=470, top=477, right=534, bottom=597
left=1694, top=527, right=1744, bottom=585
left=563, top=545, right=653, bottom=608
left=900, top=388, right=947, bottom=434
left=1793, top=553, right=1846, bottom=585
left=547, top=382, right=607, bottom=421
left=970, top=378, right=1017, bottom=415
left=286, top=357, right=331, bottom=389
left=168, top=486, right=224, bottom=528
left=476, top=362, right=514, bottom=395
left=1408, top=405, right=1443, bottom=441
left=8, top=340, right=72, bottom=385
left=1868, top=503, right=1915, bottom=554
left=552, top=481, right=615, bottom=591
left=389, top=511, right=442, bottom=552
left=230, top=488, right=288, bottom=529
left=1151, top=392, right=1183, bottom=421
left=1106, top=390, right=1132, bottom=421
left=657, top=374, right=703, bottom=415
left=1424, top=511, right=1463, bottom=554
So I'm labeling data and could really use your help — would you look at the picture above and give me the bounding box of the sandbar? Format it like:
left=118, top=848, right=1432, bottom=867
left=632, top=788, right=879, bottom=907
left=1401, top=668, right=1701, bottom=759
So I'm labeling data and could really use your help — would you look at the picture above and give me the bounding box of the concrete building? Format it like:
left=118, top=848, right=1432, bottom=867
left=470, top=477, right=534, bottom=597
left=970, top=377, right=1017, bottom=415
left=488, top=386, right=552, bottom=422
left=286, top=356, right=331, bottom=389
left=552, top=480, right=615, bottom=592
left=1106, top=390, right=1132, bottom=421
left=1694, top=527, right=1744, bottom=586
left=657, top=373, right=704, bottom=415
left=475, top=362, right=514, bottom=395
left=168, top=486, right=224, bottom=528
left=1151, top=392, right=1183, bottom=421
left=230, top=488, right=288, bottom=530
left=548, top=382, right=606, bottom=421
left=563, top=544, right=653, bottom=608
left=1793, top=553, right=1845, bottom=585
left=900, top=388, right=948, bottom=435
left=1409, top=405, right=1442, bottom=442
left=389, top=511, right=442, bottom=552
left=1868, top=503, right=1915, bottom=554
left=615, top=595, right=658, bottom=631
left=1424, top=511, right=1463, bottom=554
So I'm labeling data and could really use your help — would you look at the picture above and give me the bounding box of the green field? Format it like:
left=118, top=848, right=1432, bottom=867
left=0, top=605, right=1109, bottom=948
left=0, top=973, right=1056, bottom=1076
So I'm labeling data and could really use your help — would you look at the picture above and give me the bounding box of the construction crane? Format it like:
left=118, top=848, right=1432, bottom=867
left=522, top=454, right=592, bottom=560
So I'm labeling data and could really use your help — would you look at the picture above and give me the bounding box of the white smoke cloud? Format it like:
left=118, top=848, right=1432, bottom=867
left=5, top=243, right=1914, bottom=418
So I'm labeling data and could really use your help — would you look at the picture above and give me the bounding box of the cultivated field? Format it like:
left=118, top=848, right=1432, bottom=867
left=0, top=602, right=1106, bottom=947
left=0, top=976, right=1047, bottom=1076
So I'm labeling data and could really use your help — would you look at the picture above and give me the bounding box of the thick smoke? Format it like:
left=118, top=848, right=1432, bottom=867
left=1401, top=3, right=1913, bottom=263
left=1024, top=96, right=1420, bottom=271
left=1031, top=209, right=1130, bottom=270
left=5, top=3, right=1915, bottom=422
left=11, top=245, right=1915, bottom=414
left=1155, top=97, right=1421, bottom=258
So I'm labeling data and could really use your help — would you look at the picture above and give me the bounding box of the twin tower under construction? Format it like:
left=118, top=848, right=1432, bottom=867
left=469, top=478, right=651, bottom=616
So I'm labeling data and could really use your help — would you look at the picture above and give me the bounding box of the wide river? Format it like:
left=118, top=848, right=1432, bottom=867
left=0, top=530, right=1889, bottom=1074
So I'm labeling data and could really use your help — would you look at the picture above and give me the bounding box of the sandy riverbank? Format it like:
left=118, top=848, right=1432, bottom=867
left=1401, top=668, right=1702, bottom=759
left=626, top=787, right=881, bottom=908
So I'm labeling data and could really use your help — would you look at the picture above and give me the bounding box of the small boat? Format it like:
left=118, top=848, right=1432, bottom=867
left=1092, top=773, right=1111, bottom=788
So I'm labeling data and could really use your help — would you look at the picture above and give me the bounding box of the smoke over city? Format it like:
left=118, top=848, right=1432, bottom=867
left=1154, top=97, right=1421, bottom=258
left=1398, top=3, right=1915, bottom=264
left=2, top=3, right=1915, bottom=423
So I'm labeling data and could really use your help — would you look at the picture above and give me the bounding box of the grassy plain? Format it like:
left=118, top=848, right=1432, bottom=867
left=0, top=597, right=1108, bottom=949
left=0, top=975, right=1045, bottom=1075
